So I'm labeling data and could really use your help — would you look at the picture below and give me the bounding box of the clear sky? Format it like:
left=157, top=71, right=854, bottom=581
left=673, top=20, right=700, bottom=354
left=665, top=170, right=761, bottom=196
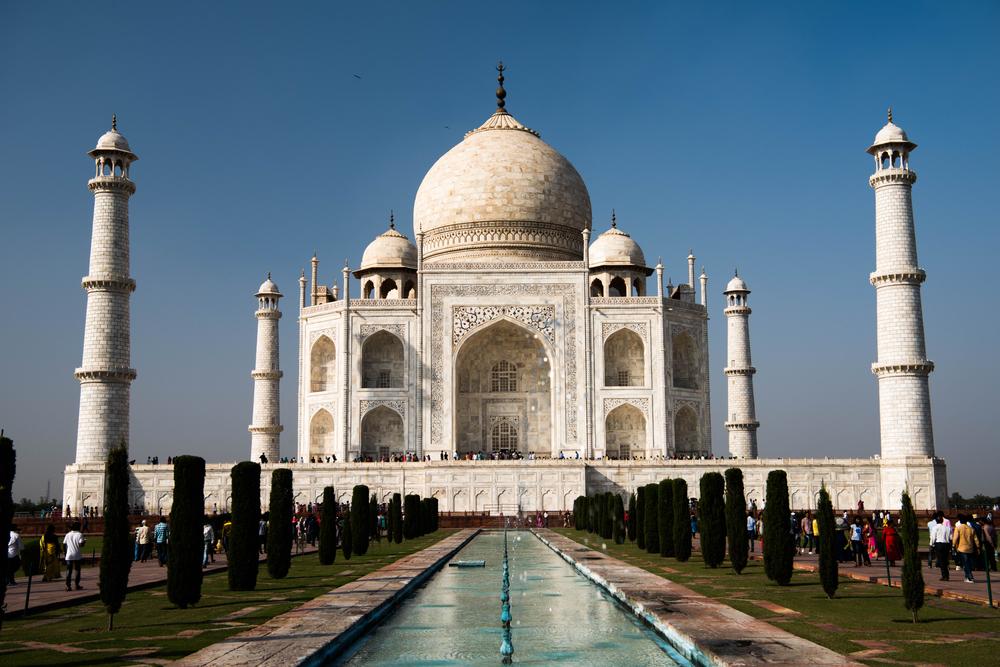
left=2, top=2, right=997, bottom=501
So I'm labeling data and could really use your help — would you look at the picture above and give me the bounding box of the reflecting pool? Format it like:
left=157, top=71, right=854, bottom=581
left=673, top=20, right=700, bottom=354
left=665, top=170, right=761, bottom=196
left=337, top=531, right=690, bottom=666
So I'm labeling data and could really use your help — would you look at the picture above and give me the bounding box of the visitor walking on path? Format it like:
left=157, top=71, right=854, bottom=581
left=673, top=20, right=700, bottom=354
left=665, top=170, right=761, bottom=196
left=63, top=521, right=86, bottom=591
left=952, top=514, right=980, bottom=583
left=862, top=519, right=875, bottom=564
left=136, top=520, right=149, bottom=562
left=39, top=525, right=61, bottom=582
left=979, top=517, right=997, bottom=572
left=746, top=513, right=757, bottom=553
left=154, top=516, right=170, bottom=566
left=926, top=514, right=938, bottom=568
left=802, top=512, right=814, bottom=554
left=882, top=519, right=902, bottom=567
left=930, top=511, right=952, bottom=581
left=7, top=524, right=23, bottom=585
left=202, top=518, right=215, bottom=568
left=850, top=517, right=865, bottom=566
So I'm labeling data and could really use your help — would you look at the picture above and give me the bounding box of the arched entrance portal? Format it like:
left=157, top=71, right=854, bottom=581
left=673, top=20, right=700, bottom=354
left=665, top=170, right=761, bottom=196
left=454, top=319, right=552, bottom=456
left=605, top=403, right=645, bottom=459
left=360, top=406, right=404, bottom=460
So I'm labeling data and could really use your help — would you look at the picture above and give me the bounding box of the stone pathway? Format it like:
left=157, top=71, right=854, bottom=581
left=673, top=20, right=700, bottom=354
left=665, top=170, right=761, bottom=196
left=535, top=529, right=863, bottom=667
left=5, top=546, right=317, bottom=618
left=174, top=529, right=479, bottom=666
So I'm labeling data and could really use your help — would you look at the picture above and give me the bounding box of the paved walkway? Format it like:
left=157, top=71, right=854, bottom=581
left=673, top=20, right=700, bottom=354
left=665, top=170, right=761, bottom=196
left=175, top=529, right=479, bottom=667
left=535, top=529, right=862, bottom=667
left=5, top=546, right=317, bottom=618
left=741, top=537, right=998, bottom=608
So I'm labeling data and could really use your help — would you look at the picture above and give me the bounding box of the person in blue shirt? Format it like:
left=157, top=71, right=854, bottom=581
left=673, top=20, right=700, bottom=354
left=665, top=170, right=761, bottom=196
left=154, top=516, right=170, bottom=567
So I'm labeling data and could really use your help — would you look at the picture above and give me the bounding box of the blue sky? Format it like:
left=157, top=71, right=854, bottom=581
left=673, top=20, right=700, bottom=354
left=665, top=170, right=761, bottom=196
left=2, top=2, right=997, bottom=500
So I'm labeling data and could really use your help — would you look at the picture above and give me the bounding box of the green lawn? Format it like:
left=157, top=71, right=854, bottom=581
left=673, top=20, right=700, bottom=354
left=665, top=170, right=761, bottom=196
left=553, top=529, right=999, bottom=666
left=0, top=531, right=454, bottom=665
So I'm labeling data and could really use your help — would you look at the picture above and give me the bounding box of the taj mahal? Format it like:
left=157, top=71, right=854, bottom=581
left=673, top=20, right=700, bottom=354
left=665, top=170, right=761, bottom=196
left=62, top=67, right=948, bottom=513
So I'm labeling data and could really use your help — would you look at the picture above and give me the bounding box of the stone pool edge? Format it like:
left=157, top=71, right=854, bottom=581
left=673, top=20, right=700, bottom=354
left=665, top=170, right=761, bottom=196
left=532, top=529, right=863, bottom=667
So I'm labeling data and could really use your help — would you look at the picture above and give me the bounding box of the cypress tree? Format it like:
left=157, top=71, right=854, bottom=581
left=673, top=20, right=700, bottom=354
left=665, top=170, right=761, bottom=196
left=387, top=495, right=396, bottom=540
left=627, top=492, right=637, bottom=542
left=229, top=462, right=261, bottom=589
left=404, top=494, right=420, bottom=539
left=699, top=472, right=726, bottom=568
left=341, top=511, right=353, bottom=560
left=673, top=479, right=692, bottom=562
left=900, top=490, right=924, bottom=622
left=636, top=486, right=646, bottom=549
left=0, top=432, right=15, bottom=632
left=369, top=493, right=380, bottom=543
left=267, top=469, right=293, bottom=579
left=573, top=497, right=582, bottom=530
left=603, top=492, right=615, bottom=539
left=658, top=479, right=674, bottom=557
left=318, top=486, right=337, bottom=565
left=613, top=494, right=625, bottom=544
left=763, top=470, right=794, bottom=585
left=643, top=483, right=659, bottom=554
left=168, top=455, right=205, bottom=608
left=431, top=497, right=439, bottom=532
left=392, top=493, right=403, bottom=543
left=100, top=442, right=132, bottom=630
left=816, top=484, right=837, bottom=599
left=724, top=468, right=748, bottom=574
left=420, top=498, right=432, bottom=536
left=589, top=495, right=599, bottom=534
left=351, top=485, right=370, bottom=555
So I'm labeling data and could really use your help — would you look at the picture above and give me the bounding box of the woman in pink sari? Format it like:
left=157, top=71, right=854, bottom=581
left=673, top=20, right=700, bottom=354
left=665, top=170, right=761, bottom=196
left=864, top=519, right=878, bottom=561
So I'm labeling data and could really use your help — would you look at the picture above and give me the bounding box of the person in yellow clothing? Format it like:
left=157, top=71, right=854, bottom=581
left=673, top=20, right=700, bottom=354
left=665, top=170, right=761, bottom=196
left=952, top=514, right=981, bottom=583
left=39, top=524, right=61, bottom=582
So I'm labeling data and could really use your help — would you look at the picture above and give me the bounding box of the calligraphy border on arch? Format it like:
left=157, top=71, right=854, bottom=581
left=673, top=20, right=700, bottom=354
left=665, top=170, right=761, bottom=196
left=309, top=328, right=337, bottom=345
left=431, top=283, right=577, bottom=445
left=359, top=323, right=407, bottom=341
left=359, top=399, right=406, bottom=418
left=603, top=397, right=650, bottom=418
left=601, top=321, right=648, bottom=342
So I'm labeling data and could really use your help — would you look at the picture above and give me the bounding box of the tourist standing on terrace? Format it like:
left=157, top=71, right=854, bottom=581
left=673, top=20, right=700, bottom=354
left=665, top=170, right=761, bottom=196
left=952, top=515, right=980, bottom=583
left=7, top=524, right=23, bottom=585
left=746, top=513, right=757, bottom=552
left=39, top=525, right=61, bottom=581
left=154, top=516, right=170, bottom=566
left=63, top=521, right=86, bottom=591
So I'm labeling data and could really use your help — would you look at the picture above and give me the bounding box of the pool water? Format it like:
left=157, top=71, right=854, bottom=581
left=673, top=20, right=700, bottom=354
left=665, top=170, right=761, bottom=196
left=337, top=531, right=690, bottom=666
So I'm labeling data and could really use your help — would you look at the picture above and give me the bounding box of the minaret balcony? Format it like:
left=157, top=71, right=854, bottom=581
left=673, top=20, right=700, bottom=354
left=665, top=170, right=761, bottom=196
left=869, top=269, right=925, bottom=286
left=81, top=275, right=135, bottom=293
left=88, top=175, right=136, bottom=194
left=871, top=361, right=934, bottom=377
left=724, top=366, right=756, bottom=376
left=724, top=420, right=759, bottom=430
left=869, top=168, right=917, bottom=188
left=74, top=367, right=136, bottom=383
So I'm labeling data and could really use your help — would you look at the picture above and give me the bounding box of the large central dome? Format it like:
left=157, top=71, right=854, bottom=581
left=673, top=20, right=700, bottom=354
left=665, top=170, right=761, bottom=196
left=414, top=99, right=591, bottom=264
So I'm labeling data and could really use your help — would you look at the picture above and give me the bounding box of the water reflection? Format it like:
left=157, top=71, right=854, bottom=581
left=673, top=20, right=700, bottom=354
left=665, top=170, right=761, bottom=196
left=337, top=532, right=687, bottom=666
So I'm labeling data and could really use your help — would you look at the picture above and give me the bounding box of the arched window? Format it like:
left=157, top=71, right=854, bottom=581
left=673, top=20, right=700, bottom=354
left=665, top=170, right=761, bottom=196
left=608, top=276, right=627, bottom=297
left=361, top=330, right=404, bottom=388
left=606, top=403, right=645, bottom=459
left=379, top=278, right=399, bottom=299
left=674, top=406, right=699, bottom=453
left=632, top=278, right=643, bottom=296
left=672, top=332, right=699, bottom=389
left=363, top=280, right=375, bottom=299
left=491, top=420, right=518, bottom=453
left=403, top=280, right=416, bottom=299
left=603, top=329, right=644, bottom=387
left=590, top=278, right=604, bottom=297
left=310, top=409, right=334, bottom=459
left=360, top=405, right=403, bottom=459
left=491, top=360, right=518, bottom=392
left=310, top=336, right=336, bottom=392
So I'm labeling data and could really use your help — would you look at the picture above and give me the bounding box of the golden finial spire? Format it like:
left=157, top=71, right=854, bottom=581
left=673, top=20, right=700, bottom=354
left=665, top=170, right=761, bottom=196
left=496, top=60, right=507, bottom=112
left=887, top=107, right=893, bottom=123
left=389, top=209, right=395, bottom=229
left=611, top=209, right=617, bottom=228
left=112, top=114, right=117, bottom=131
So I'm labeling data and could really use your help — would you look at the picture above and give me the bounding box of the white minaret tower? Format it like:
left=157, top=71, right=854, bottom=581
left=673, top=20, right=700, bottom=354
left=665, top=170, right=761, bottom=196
left=724, top=271, right=758, bottom=458
left=249, top=274, right=283, bottom=463
left=74, top=117, right=137, bottom=464
left=868, top=109, right=934, bottom=458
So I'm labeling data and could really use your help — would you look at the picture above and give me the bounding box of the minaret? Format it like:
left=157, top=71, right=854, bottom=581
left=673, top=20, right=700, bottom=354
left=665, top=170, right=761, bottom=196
left=868, top=109, right=934, bottom=458
left=724, top=271, right=759, bottom=458
left=74, top=117, right=137, bottom=464
left=687, top=250, right=696, bottom=302
left=249, top=274, right=283, bottom=463
left=699, top=266, right=708, bottom=307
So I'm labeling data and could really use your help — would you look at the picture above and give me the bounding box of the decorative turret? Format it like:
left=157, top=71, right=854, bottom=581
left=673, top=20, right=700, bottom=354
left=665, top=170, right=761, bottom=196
left=354, top=211, right=418, bottom=299
left=249, top=274, right=283, bottom=463
left=588, top=210, right=652, bottom=297
left=74, top=116, right=138, bottom=464
left=867, top=109, right=934, bottom=458
left=723, top=271, right=759, bottom=458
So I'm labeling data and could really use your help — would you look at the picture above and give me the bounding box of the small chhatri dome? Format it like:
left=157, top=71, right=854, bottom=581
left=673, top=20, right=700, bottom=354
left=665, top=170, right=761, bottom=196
left=90, top=114, right=137, bottom=159
left=589, top=212, right=648, bottom=271
left=257, top=273, right=282, bottom=296
left=359, top=212, right=418, bottom=271
left=868, top=107, right=916, bottom=154
left=413, top=62, right=591, bottom=264
left=725, top=270, right=749, bottom=293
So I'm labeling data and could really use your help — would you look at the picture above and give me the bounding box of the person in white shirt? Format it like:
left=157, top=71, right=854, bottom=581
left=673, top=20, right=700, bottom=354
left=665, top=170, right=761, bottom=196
left=929, top=511, right=952, bottom=581
left=63, top=521, right=87, bottom=591
left=202, top=520, right=215, bottom=568
left=746, top=513, right=757, bottom=553
left=7, top=524, right=24, bottom=585
left=926, top=516, right=938, bottom=568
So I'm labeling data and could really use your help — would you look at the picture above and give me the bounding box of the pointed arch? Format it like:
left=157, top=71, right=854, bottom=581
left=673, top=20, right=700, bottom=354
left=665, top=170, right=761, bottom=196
left=309, top=409, right=334, bottom=459
left=360, top=405, right=403, bottom=459
left=310, top=335, right=336, bottom=392
left=606, top=403, right=645, bottom=459
left=608, top=276, right=627, bottom=297
left=672, top=331, right=699, bottom=389
left=590, top=278, right=604, bottom=297
left=362, top=330, right=404, bottom=388
left=603, top=328, right=644, bottom=387
left=403, top=279, right=416, bottom=299
left=363, top=280, right=375, bottom=299
left=674, top=405, right=699, bottom=453
left=379, top=278, right=399, bottom=299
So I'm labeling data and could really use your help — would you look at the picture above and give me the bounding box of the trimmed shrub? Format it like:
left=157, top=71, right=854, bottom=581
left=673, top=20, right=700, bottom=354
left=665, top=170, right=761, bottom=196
left=724, top=468, right=748, bottom=574
left=613, top=494, right=625, bottom=544
left=672, top=478, right=691, bottom=562
left=404, top=494, right=420, bottom=539
left=763, top=470, right=794, bottom=585
left=318, top=486, right=337, bottom=565
left=658, top=479, right=674, bottom=558
left=900, top=490, right=924, bottom=622
left=699, top=472, right=726, bottom=568
left=636, top=486, right=646, bottom=549
left=627, top=492, right=637, bottom=542
left=267, top=469, right=293, bottom=579
left=0, top=432, right=15, bottom=630
left=643, top=483, right=659, bottom=554
left=603, top=492, right=615, bottom=539
left=420, top=498, right=432, bottom=536
left=573, top=496, right=583, bottom=530
left=589, top=495, right=599, bottom=535
left=100, top=442, right=132, bottom=630
left=430, top=497, right=439, bottom=532
left=351, top=485, right=370, bottom=555
left=817, top=484, right=837, bottom=598
left=168, top=455, right=205, bottom=608
left=370, top=493, right=380, bottom=543
left=229, top=462, right=262, bottom=589
left=392, top=493, right=403, bottom=543
left=341, top=511, right=353, bottom=560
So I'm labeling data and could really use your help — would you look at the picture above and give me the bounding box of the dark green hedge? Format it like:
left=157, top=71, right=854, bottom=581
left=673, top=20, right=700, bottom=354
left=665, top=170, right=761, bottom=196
left=643, top=483, right=659, bottom=554
left=817, top=484, right=837, bottom=598
left=267, top=468, right=293, bottom=579
left=658, top=479, right=674, bottom=558
left=672, top=478, right=691, bottom=562
left=699, top=472, right=726, bottom=568
left=392, top=493, right=403, bottom=543
left=351, top=485, right=370, bottom=555
left=763, top=470, right=794, bottom=585
left=724, top=468, right=748, bottom=574
left=168, top=455, right=205, bottom=608
left=318, top=486, right=336, bottom=565
left=636, top=486, right=646, bottom=549
left=100, top=443, right=132, bottom=628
